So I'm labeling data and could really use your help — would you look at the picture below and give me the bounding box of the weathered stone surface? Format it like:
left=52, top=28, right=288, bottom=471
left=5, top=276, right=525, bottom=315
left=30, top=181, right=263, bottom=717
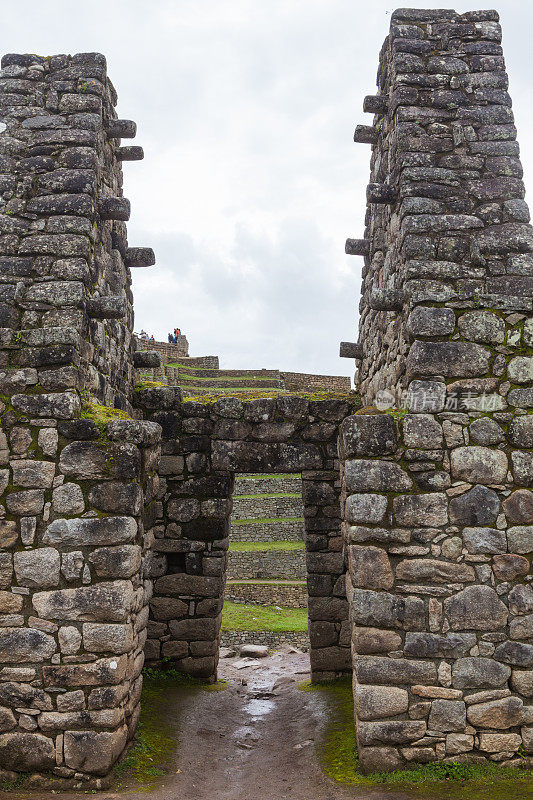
left=64, top=726, right=129, bottom=775
left=349, top=547, right=394, bottom=589
left=344, top=460, right=412, bottom=492
left=467, top=697, right=523, bottom=729
left=445, top=586, right=508, bottom=631
left=407, top=341, right=490, bottom=377
left=0, top=732, right=55, bottom=771
left=452, top=657, right=511, bottom=689
left=479, top=732, right=522, bottom=753
left=396, top=559, right=475, bottom=584
left=352, top=589, right=425, bottom=630
left=507, top=526, right=533, bottom=554
left=88, top=545, right=142, bottom=579
left=492, top=554, right=529, bottom=581
left=449, top=485, right=500, bottom=525
left=458, top=310, right=505, bottom=344
left=43, top=516, right=137, bottom=547
left=507, top=356, right=533, bottom=384
left=0, top=628, right=55, bottom=663
left=82, top=623, right=133, bottom=654
left=469, top=417, right=505, bottom=446
left=404, top=633, right=474, bottom=659
left=345, top=494, right=388, bottom=524
left=508, top=415, right=533, bottom=449
left=403, top=415, right=443, bottom=448
left=10, top=460, right=55, bottom=489
left=393, top=493, right=448, bottom=527
left=503, top=490, right=533, bottom=525
left=339, top=415, right=397, bottom=458
left=462, top=527, right=507, bottom=554
left=494, top=640, right=533, bottom=668
left=358, top=720, right=426, bottom=746
left=428, top=700, right=466, bottom=733
left=52, top=482, right=85, bottom=514
left=13, top=548, right=60, bottom=588
left=355, top=685, right=409, bottom=721
left=59, top=441, right=140, bottom=479
left=450, top=447, right=508, bottom=484
left=32, top=581, right=133, bottom=622
left=353, top=627, right=402, bottom=654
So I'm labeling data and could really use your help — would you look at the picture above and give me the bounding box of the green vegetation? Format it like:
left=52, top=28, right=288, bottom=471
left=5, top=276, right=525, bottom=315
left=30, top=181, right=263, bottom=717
left=182, top=389, right=359, bottom=403
left=222, top=601, right=308, bottom=632
left=80, top=402, right=131, bottom=429
left=232, top=517, right=304, bottom=525
left=229, top=540, right=304, bottom=552
left=135, top=380, right=166, bottom=390
left=298, top=679, right=533, bottom=797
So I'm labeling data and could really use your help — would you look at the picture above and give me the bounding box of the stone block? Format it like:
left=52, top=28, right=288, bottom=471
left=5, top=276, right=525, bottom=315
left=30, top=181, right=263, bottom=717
left=449, top=485, right=500, bottom=525
left=407, top=341, right=490, bottom=378
left=479, top=732, right=522, bottom=753
left=352, top=590, right=425, bottom=630
left=349, top=546, right=393, bottom=589
left=0, top=732, right=55, bottom=771
left=52, top=483, right=85, bottom=514
left=43, top=516, right=137, bottom=547
left=0, top=628, right=56, bottom=663
left=339, top=415, right=397, bottom=458
left=345, top=494, right=387, bottom=524
left=503, top=490, right=533, bottom=525
left=32, top=581, right=133, bottom=622
left=358, top=720, right=426, bottom=746
left=82, top=623, right=134, bottom=654
left=467, top=696, right=523, bottom=729
left=344, top=460, right=412, bottom=493
left=450, top=446, right=508, bottom=484
left=10, top=460, right=55, bottom=489
left=88, top=545, right=142, bottom=579
left=13, top=548, right=60, bottom=588
left=393, top=493, right=448, bottom=527
left=452, top=657, right=511, bottom=689
left=463, top=526, right=507, bottom=554
left=355, top=685, right=409, bottom=721
left=64, top=726, right=128, bottom=775
left=396, top=559, right=475, bottom=584
left=404, top=633, right=474, bottom=659
left=353, top=627, right=402, bottom=654
left=444, top=586, right=508, bottom=631
left=428, top=700, right=466, bottom=733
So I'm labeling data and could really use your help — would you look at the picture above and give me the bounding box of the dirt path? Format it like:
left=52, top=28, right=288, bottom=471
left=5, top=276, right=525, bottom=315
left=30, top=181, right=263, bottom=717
left=0, top=649, right=413, bottom=800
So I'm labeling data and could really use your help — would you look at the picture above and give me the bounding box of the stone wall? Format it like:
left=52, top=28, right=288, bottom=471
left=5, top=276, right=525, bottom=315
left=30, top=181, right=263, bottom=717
left=225, top=580, right=307, bottom=607
left=0, top=51, right=162, bottom=783
left=140, top=337, right=189, bottom=361
left=220, top=630, right=309, bottom=650
left=136, top=390, right=358, bottom=682
left=342, top=8, right=533, bottom=773
left=281, top=371, right=351, bottom=393
left=227, top=548, right=306, bottom=580
left=230, top=519, right=305, bottom=542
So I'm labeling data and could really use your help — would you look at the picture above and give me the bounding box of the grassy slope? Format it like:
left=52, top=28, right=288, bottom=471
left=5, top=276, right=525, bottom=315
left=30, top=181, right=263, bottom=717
left=229, top=540, right=304, bottom=552
left=221, top=601, right=308, bottom=632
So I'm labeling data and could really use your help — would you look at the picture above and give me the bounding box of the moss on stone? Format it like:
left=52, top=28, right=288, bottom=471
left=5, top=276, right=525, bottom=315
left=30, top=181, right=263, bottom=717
left=80, top=402, right=131, bottom=425
left=297, top=679, right=533, bottom=796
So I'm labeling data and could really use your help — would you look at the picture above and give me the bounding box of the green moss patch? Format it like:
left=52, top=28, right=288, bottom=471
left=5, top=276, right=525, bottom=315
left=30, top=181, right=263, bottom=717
left=222, top=601, right=308, bottom=632
left=298, top=679, right=533, bottom=797
left=229, top=541, right=304, bottom=552
left=80, top=401, right=131, bottom=427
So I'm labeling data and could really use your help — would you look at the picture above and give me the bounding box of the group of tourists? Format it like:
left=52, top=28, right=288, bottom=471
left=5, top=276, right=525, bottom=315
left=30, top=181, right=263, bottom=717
left=138, top=330, right=155, bottom=342
left=168, top=327, right=182, bottom=344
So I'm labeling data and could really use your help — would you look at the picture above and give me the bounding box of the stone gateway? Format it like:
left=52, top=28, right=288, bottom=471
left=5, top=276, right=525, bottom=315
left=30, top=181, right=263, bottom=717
left=0, top=5, right=530, bottom=785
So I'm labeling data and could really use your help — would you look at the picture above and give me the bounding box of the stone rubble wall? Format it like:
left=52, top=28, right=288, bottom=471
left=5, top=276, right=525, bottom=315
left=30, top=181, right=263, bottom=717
left=226, top=548, right=306, bottom=581
left=230, top=519, right=305, bottom=542
left=342, top=8, right=533, bottom=774
left=220, top=630, right=309, bottom=650
left=0, top=51, right=162, bottom=785
left=281, top=371, right=351, bottom=393
left=225, top=580, right=307, bottom=608
left=139, top=337, right=190, bottom=361
left=135, top=389, right=357, bottom=682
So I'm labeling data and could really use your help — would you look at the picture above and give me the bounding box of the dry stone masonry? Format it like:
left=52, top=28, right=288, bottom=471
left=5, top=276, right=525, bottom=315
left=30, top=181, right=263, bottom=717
left=342, top=7, right=533, bottom=774
left=0, top=51, right=161, bottom=786
left=0, top=5, right=532, bottom=782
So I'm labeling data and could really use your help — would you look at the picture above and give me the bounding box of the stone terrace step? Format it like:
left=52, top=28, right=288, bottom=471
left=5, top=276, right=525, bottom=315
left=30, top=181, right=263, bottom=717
left=173, top=368, right=282, bottom=379
left=225, top=580, right=307, bottom=608
left=227, top=547, right=306, bottom=580
left=231, top=495, right=304, bottom=519
left=177, top=377, right=284, bottom=389
left=234, top=474, right=302, bottom=495
left=230, top=519, right=305, bottom=542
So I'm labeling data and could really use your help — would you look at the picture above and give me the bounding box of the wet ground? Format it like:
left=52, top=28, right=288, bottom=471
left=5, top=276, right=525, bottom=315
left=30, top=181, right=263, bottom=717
left=1, top=648, right=532, bottom=800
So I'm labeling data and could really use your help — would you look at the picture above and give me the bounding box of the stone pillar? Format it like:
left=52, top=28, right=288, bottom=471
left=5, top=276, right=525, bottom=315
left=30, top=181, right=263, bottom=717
left=0, top=51, right=160, bottom=783
left=343, top=8, right=533, bottom=773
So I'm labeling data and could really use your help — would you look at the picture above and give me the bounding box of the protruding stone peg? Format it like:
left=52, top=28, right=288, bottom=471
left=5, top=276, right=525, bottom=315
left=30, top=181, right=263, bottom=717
left=345, top=238, right=369, bottom=256
left=125, top=247, right=156, bottom=268
left=116, top=146, right=144, bottom=161
left=105, top=119, right=137, bottom=138
left=340, top=342, right=363, bottom=359
left=369, top=288, right=405, bottom=311
left=86, top=296, right=126, bottom=319
left=363, top=95, right=388, bottom=114
left=354, top=125, right=379, bottom=144
left=367, top=183, right=397, bottom=204
left=133, top=350, right=162, bottom=368
left=99, top=197, right=131, bottom=221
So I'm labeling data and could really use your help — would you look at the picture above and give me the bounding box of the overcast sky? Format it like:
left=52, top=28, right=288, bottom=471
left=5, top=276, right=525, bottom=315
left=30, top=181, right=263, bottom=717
left=3, top=1, right=532, bottom=379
